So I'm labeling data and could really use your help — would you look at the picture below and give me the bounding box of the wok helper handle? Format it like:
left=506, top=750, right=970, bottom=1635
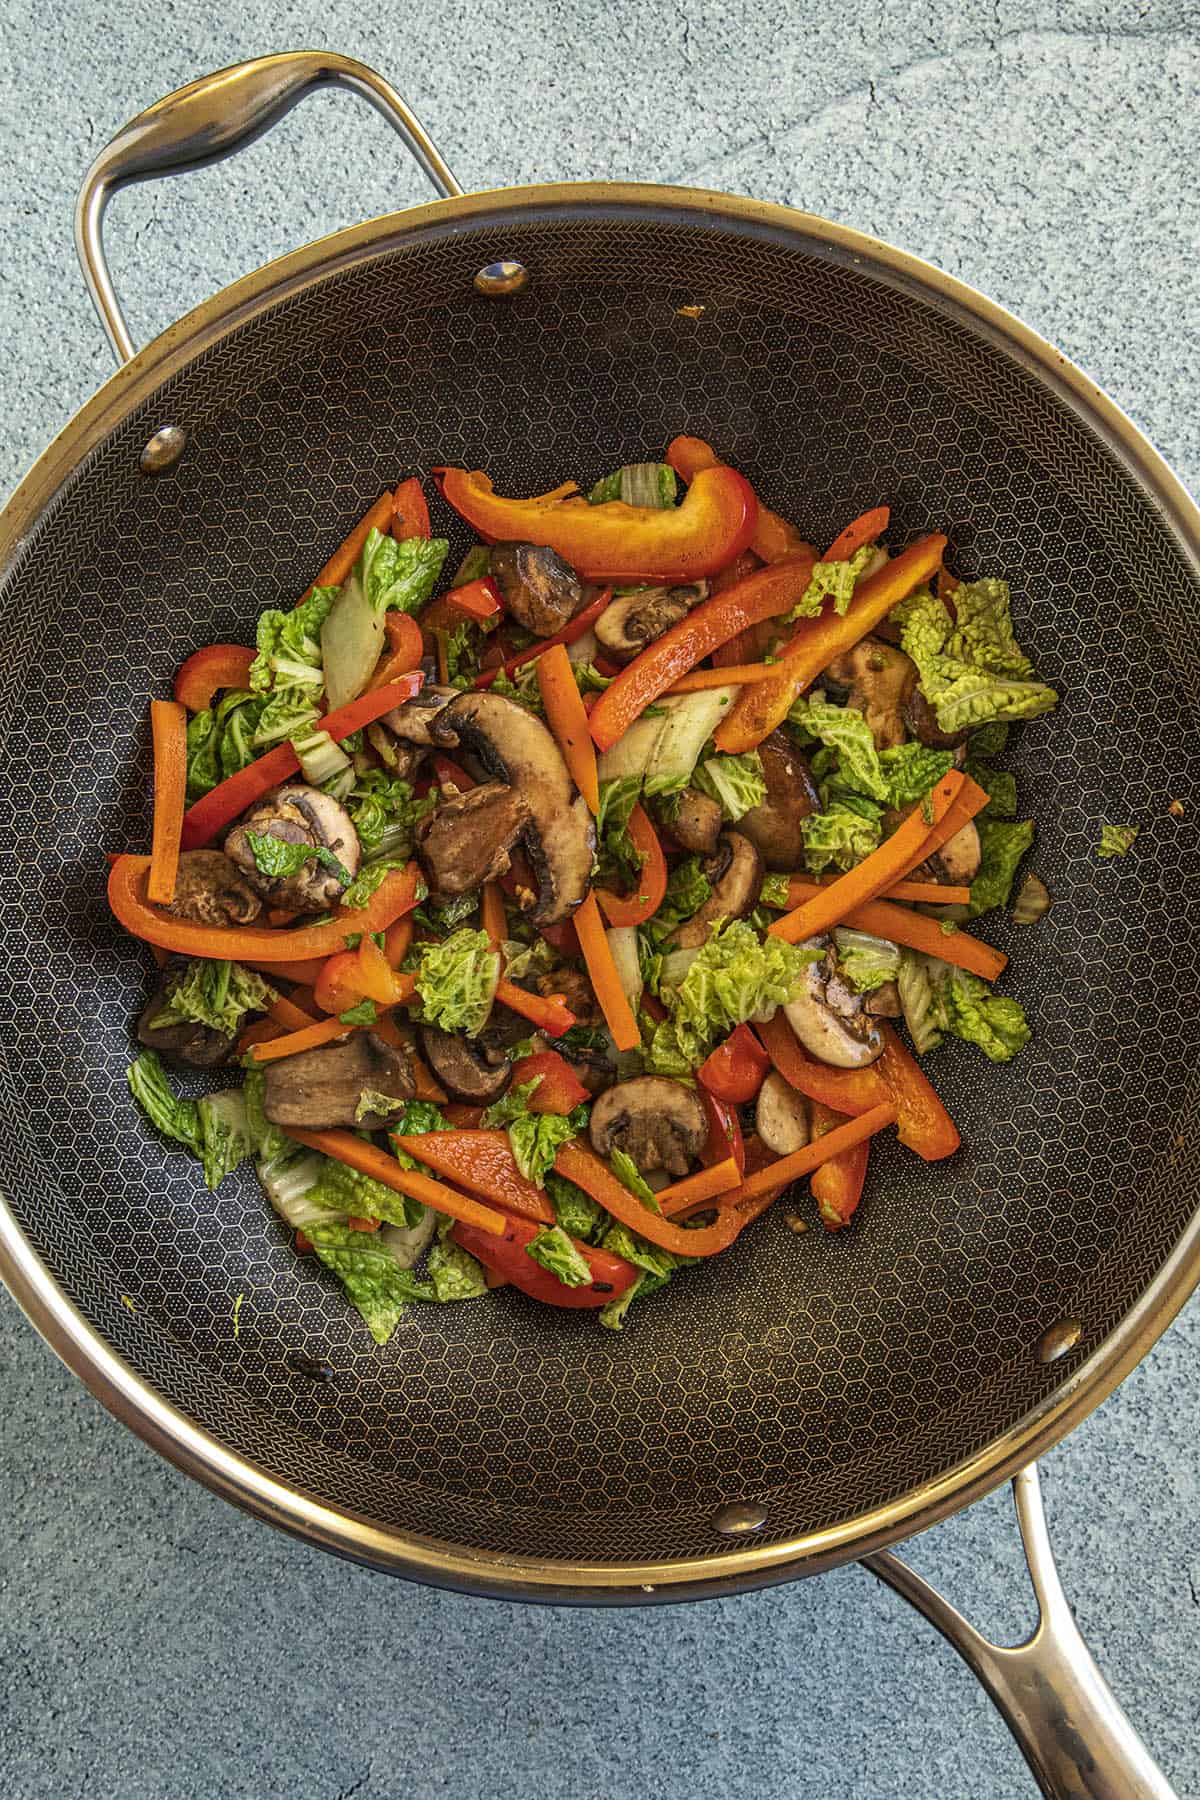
left=863, top=1464, right=1176, bottom=1799
left=75, top=52, right=463, bottom=363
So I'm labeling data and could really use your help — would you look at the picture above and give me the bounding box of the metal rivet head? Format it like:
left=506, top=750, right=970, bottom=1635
left=712, top=1501, right=768, bottom=1536
left=1036, top=1319, right=1083, bottom=1364
left=139, top=425, right=187, bottom=473
left=474, top=260, right=529, bottom=297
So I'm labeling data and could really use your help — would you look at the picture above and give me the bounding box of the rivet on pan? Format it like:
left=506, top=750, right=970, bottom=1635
left=1036, top=1319, right=1083, bottom=1364
left=712, top=1501, right=767, bottom=1536
left=474, top=260, right=529, bottom=298
left=139, top=424, right=187, bottom=473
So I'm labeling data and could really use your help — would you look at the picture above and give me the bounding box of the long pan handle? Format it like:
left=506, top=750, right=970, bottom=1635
left=863, top=1464, right=1176, bottom=1798
left=75, top=52, right=463, bottom=365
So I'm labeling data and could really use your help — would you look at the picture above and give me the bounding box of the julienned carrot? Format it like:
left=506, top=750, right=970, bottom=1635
left=595, top=804, right=667, bottom=929
left=713, top=533, right=948, bottom=753
left=147, top=700, right=188, bottom=905
left=733, top=1103, right=897, bottom=1203
left=808, top=1098, right=870, bottom=1231
left=573, top=893, right=641, bottom=1051
left=494, top=977, right=576, bottom=1038
left=823, top=505, right=890, bottom=563
left=785, top=875, right=971, bottom=906
left=665, top=663, right=778, bottom=693
left=537, top=642, right=600, bottom=813
left=267, top=993, right=320, bottom=1032
left=769, top=771, right=964, bottom=944
left=782, top=878, right=1008, bottom=981
left=249, top=1015, right=356, bottom=1061
left=480, top=882, right=507, bottom=950
left=893, top=775, right=990, bottom=880
left=238, top=1017, right=286, bottom=1054
left=300, top=492, right=394, bottom=601
left=285, top=1127, right=507, bottom=1237
left=658, top=1156, right=741, bottom=1218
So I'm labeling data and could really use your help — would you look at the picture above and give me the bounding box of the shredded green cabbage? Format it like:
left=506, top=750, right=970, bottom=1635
left=647, top=920, right=817, bottom=1076
left=414, top=928, right=500, bottom=1037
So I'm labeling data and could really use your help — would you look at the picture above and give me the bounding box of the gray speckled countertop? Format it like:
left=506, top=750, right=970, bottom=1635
left=2, top=5, right=1199, bottom=1797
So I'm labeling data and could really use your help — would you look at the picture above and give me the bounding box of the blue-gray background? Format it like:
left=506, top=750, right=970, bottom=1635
left=2, top=4, right=1198, bottom=1796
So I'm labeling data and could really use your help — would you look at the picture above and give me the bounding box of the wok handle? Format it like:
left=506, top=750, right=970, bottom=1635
left=862, top=1464, right=1176, bottom=1799
left=74, top=51, right=463, bottom=364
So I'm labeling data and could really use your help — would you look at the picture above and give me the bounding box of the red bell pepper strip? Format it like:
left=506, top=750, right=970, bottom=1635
left=699, top=1089, right=746, bottom=1179
left=594, top=804, right=667, bottom=928
left=451, top=1211, right=639, bottom=1307
left=754, top=1010, right=890, bottom=1117
left=808, top=1098, right=870, bottom=1230
left=108, top=856, right=424, bottom=965
left=390, top=1128, right=555, bottom=1225
left=698, top=1022, right=771, bottom=1105
left=665, top=437, right=809, bottom=565
left=431, top=754, right=475, bottom=792
left=174, top=644, right=257, bottom=713
left=286, top=1127, right=507, bottom=1236
left=435, top=464, right=757, bottom=584
left=874, top=1023, right=960, bottom=1162
left=300, top=493, right=394, bottom=602
left=391, top=475, right=431, bottom=541
left=473, top=590, right=613, bottom=689
left=420, top=577, right=503, bottom=644
left=494, top=977, right=576, bottom=1038
left=824, top=505, right=890, bottom=563
left=369, top=612, right=425, bottom=688
left=509, top=1050, right=590, bottom=1114
left=587, top=552, right=817, bottom=752
left=179, top=676, right=423, bottom=850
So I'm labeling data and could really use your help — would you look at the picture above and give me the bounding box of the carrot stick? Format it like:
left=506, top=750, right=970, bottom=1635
left=247, top=1015, right=356, bottom=1061
left=892, top=776, right=990, bottom=880
left=267, top=994, right=320, bottom=1032
left=781, top=879, right=1007, bottom=981
left=299, top=493, right=394, bottom=602
left=536, top=642, right=600, bottom=812
left=384, top=914, right=413, bottom=969
left=823, top=505, right=890, bottom=563
left=480, top=882, right=507, bottom=950
left=238, top=1017, right=286, bottom=1054
left=769, top=771, right=964, bottom=943
left=146, top=700, right=188, bottom=905
left=733, top=1103, right=897, bottom=1202
left=665, top=663, right=779, bottom=693
left=784, top=875, right=971, bottom=906
left=658, top=1156, right=741, bottom=1217
left=494, top=977, right=576, bottom=1038
left=285, top=1127, right=507, bottom=1236
left=573, top=893, right=640, bottom=1051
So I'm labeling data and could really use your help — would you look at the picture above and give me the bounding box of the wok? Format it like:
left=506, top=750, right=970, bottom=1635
left=2, top=51, right=1197, bottom=1799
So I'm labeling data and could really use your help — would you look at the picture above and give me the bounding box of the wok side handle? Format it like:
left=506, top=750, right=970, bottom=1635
left=74, top=51, right=463, bottom=364
left=862, top=1464, right=1176, bottom=1799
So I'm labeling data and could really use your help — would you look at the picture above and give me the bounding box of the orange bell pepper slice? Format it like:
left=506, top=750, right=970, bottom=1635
left=665, top=436, right=809, bottom=564
left=389, top=1127, right=555, bottom=1225
left=823, top=505, right=890, bottom=562
left=391, top=475, right=431, bottom=541
left=173, top=644, right=257, bottom=713
left=874, top=1023, right=960, bottom=1161
left=808, top=1098, right=870, bottom=1230
left=595, top=804, right=667, bottom=928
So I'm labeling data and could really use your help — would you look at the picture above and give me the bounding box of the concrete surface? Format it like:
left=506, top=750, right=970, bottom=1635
left=2, top=2, right=1199, bottom=1796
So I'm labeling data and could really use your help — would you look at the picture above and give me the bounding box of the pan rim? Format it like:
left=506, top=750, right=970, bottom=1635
left=3, top=179, right=1199, bottom=1596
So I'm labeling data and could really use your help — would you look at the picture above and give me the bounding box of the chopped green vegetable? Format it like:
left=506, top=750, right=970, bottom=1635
left=244, top=831, right=351, bottom=886
left=126, top=1052, right=202, bottom=1155
left=800, top=802, right=882, bottom=873
left=250, top=584, right=339, bottom=696
left=588, top=464, right=678, bottom=508
left=354, top=1088, right=407, bottom=1123
left=897, top=950, right=944, bottom=1055
left=788, top=697, right=886, bottom=800
left=358, top=526, right=449, bottom=617
left=646, top=856, right=712, bottom=944
left=150, top=959, right=276, bottom=1039
left=338, top=999, right=378, bottom=1026
left=481, top=1083, right=588, bottom=1186
left=692, top=751, right=767, bottom=821
left=609, top=1146, right=662, bottom=1214
left=892, top=583, right=1058, bottom=734
left=897, top=952, right=1030, bottom=1062
left=970, top=819, right=1035, bottom=916
left=1098, top=823, right=1139, bottom=859
left=875, top=742, right=955, bottom=809
left=243, top=1070, right=291, bottom=1166
left=196, top=1089, right=251, bottom=1190
left=787, top=544, right=875, bottom=621
left=546, top=1172, right=607, bottom=1244
left=834, top=928, right=901, bottom=993
left=647, top=920, right=818, bottom=1076
left=341, top=855, right=428, bottom=913
left=426, top=1226, right=488, bottom=1301
left=758, top=872, right=792, bottom=911
left=305, top=1223, right=434, bottom=1344
left=526, top=1224, right=594, bottom=1287
left=414, top=928, right=500, bottom=1037
left=346, top=770, right=423, bottom=855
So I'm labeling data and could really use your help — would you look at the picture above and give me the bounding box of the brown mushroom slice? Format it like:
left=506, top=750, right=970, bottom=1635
left=136, top=987, right=236, bottom=1070
left=225, top=783, right=361, bottom=910
left=594, top=583, right=708, bottom=665
left=821, top=637, right=917, bottom=750
left=262, top=1033, right=415, bottom=1129
left=736, top=731, right=820, bottom=871
left=930, top=818, right=981, bottom=885
left=366, top=722, right=426, bottom=779
left=589, top=1077, right=707, bottom=1179
left=663, top=787, right=724, bottom=855
left=902, top=685, right=970, bottom=750
left=783, top=937, right=884, bottom=1069
left=381, top=684, right=461, bottom=745
left=489, top=542, right=586, bottom=636
left=864, top=980, right=903, bottom=1018
left=419, top=1025, right=512, bottom=1105
left=533, top=967, right=600, bottom=1025
left=430, top=691, right=595, bottom=925
left=164, top=850, right=263, bottom=927
left=755, top=1071, right=810, bottom=1156
left=669, top=831, right=763, bottom=950
left=415, top=781, right=532, bottom=897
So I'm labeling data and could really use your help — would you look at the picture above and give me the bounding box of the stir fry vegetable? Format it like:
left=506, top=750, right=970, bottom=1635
left=113, top=452, right=1063, bottom=1342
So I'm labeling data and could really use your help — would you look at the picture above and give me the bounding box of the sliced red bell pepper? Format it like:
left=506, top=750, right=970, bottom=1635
left=699, top=1089, right=746, bottom=1179
left=824, top=505, right=889, bottom=563
left=473, top=590, right=612, bottom=689
left=754, top=1010, right=890, bottom=1117
left=420, top=577, right=503, bottom=643
left=431, top=754, right=475, bottom=792
left=369, top=612, right=425, bottom=689
left=509, top=1050, right=590, bottom=1115
left=174, top=644, right=257, bottom=714
left=435, top=464, right=757, bottom=583
left=698, top=1022, right=771, bottom=1105
left=594, top=804, right=667, bottom=928
left=665, top=436, right=811, bottom=565
left=452, top=1211, right=639, bottom=1308
left=179, top=675, right=424, bottom=850
left=391, top=476, right=431, bottom=541
left=874, top=1023, right=960, bottom=1162
left=808, top=1098, right=870, bottom=1230
left=390, top=1128, right=555, bottom=1225
left=587, top=552, right=817, bottom=752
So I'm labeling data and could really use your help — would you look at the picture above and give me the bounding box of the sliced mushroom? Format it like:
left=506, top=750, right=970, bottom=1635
left=902, top=685, right=970, bottom=750
left=663, top=787, right=723, bottom=855
left=755, top=1071, right=810, bottom=1155
left=262, top=1033, right=414, bottom=1129
left=164, top=850, right=263, bottom=927
left=489, top=542, right=585, bottom=636
left=419, top=1025, right=512, bottom=1105
left=669, top=831, right=763, bottom=949
left=821, top=637, right=917, bottom=750
left=784, top=937, right=884, bottom=1068
left=225, top=783, right=361, bottom=910
left=366, top=721, right=425, bottom=779
left=594, top=583, right=708, bottom=665
left=930, top=818, right=981, bottom=885
left=589, top=1077, right=707, bottom=1178
left=382, top=685, right=460, bottom=745
left=737, top=731, right=820, bottom=870
left=865, top=980, right=903, bottom=1018
left=533, top=967, right=600, bottom=1025
left=415, top=780, right=532, bottom=897
left=136, top=985, right=235, bottom=1070
left=430, top=692, right=595, bottom=924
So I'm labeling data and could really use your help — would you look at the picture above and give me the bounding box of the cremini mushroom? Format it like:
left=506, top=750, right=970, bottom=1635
left=822, top=636, right=917, bottom=750
left=737, top=731, right=820, bottom=870
left=489, top=542, right=585, bottom=636
left=416, top=781, right=532, bottom=896
left=381, top=684, right=461, bottom=745
left=136, top=985, right=236, bottom=1070
left=865, top=980, right=903, bottom=1018
left=225, top=783, right=360, bottom=911
left=902, top=685, right=970, bottom=750
left=664, top=787, right=723, bottom=856
left=589, top=1076, right=707, bottom=1178
left=784, top=937, right=884, bottom=1068
left=164, top=850, right=263, bottom=928
left=262, top=1033, right=415, bottom=1128
left=419, top=1025, right=512, bottom=1105
left=594, top=583, right=708, bottom=664
left=669, top=831, right=763, bottom=949
left=755, top=1071, right=811, bottom=1155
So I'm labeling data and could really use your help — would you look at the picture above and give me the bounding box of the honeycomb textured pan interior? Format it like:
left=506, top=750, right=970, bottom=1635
left=2, top=202, right=1199, bottom=1569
